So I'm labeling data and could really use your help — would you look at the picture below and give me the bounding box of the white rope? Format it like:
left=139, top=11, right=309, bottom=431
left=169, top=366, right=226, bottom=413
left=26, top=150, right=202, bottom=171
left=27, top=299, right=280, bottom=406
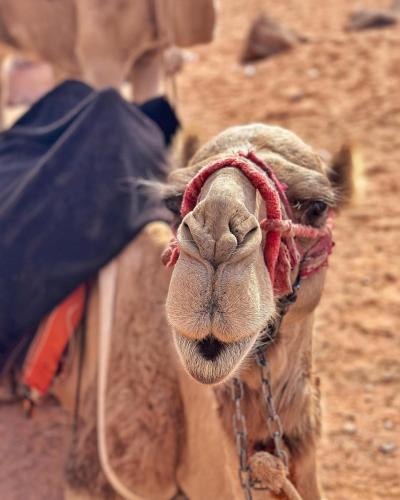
left=97, top=262, right=145, bottom=500
left=282, top=478, right=304, bottom=500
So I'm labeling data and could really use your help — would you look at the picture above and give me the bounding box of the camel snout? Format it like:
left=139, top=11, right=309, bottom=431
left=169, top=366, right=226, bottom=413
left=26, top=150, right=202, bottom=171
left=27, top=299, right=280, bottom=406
left=179, top=198, right=261, bottom=266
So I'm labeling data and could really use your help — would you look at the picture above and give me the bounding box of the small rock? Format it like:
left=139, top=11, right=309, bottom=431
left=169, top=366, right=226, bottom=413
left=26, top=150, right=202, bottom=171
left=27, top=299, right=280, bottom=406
left=380, top=370, right=397, bottom=383
left=379, top=442, right=397, bottom=454
left=383, top=419, right=394, bottom=430
left=345, top=9, right=398, bottom=32
left=307, top=68, right=320, bottom=79
left=284, top=86, right=305, bottom=101
left=383, top=272, right=397, bottom=283
left=181, top=49, right=199, bottom=64
left=163, top=47, right=185, bottom=75
left=243, top=64, right=257, bottom=77
left=342, top=421, right=357, bottom=434
left=163, top=48, right=199, bottom=76
left=241, top=14, right=303, bottom=64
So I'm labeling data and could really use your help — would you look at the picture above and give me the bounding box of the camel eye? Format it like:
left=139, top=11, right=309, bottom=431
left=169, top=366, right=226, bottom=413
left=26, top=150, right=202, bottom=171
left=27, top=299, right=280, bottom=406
left=304, top=200, right=328, bottom=226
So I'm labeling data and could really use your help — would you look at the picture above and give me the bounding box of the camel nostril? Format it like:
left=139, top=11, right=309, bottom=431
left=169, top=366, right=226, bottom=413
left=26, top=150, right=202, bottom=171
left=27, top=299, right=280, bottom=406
left=180, top=219, right=203, bottom=253
left=239, top=225, right=258, bottom=245
left=179, top=212, right=215, bottom=259
left=197, top=335, right=226, bottom=361
left=229, top=214, right=259, bottom=242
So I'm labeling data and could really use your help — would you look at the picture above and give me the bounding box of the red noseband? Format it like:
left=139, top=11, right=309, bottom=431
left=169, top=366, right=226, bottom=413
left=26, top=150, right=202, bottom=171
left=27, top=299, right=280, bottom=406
left=163, top=151, right=334, bottom=296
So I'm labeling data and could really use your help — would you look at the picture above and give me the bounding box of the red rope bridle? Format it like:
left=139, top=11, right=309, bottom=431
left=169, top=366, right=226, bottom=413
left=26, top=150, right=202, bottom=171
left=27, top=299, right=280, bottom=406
left=163, top=151, right=334, bottom=296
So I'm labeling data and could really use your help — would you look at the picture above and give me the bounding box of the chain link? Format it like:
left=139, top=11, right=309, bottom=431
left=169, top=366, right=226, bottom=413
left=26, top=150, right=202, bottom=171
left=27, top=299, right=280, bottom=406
left=255, top=350, right=288, bottom=467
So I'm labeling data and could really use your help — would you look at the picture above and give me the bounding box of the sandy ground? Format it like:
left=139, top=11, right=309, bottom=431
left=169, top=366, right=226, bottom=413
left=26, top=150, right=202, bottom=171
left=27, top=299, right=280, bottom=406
left=1, top=0, right=399, bottom=499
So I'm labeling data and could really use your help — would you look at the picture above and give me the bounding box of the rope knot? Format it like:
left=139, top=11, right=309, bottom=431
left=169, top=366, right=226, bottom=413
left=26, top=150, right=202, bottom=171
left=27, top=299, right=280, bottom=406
left=249, top=451, right=304, bottom=500
left=249, top=451, right=287, bottom=493
left=260, top=218, right=294, bottom=236
left=161, top=238, right=179, bottom=267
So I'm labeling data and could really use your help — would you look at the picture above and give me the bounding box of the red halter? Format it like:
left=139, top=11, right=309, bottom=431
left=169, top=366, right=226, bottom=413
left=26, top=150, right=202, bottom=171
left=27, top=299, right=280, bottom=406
left=163, top=151, right=334, bottom=296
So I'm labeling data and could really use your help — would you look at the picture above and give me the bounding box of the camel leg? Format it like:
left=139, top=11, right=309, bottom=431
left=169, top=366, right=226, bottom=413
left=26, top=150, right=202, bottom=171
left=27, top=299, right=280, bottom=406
left=0, top=54, right=12, bottom=129
left=130, top=49, right=164, bottom=103
left=0, top=63, right=4, bottom=129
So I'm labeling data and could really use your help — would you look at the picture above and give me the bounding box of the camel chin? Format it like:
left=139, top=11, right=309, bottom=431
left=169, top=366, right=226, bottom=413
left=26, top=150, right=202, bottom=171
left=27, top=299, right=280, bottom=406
left=174, top=332, right=256, bottom=385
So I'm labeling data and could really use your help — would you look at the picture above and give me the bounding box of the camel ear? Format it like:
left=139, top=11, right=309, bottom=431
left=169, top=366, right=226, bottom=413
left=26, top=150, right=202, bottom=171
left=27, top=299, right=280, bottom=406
left=163, top=126, right=204, bottom=219
left=162, top=128, right=202, bottom=217
left=328, top=143, right=357, bottom=207
left=172, top=128, right=201, bottom=168
left=163, top=159, right=202, bottom=216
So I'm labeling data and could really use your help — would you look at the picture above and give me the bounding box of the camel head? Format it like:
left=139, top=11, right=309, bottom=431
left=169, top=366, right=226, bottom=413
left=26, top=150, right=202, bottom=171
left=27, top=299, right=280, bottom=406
left=162, top=124, right=347, bottom=385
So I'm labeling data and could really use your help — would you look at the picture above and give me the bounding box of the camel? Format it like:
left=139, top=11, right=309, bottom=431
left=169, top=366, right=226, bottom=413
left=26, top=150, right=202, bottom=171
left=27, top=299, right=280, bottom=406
left=0, top=0, right=216, bottom=119
left=53, top=123, right=350, bottom=500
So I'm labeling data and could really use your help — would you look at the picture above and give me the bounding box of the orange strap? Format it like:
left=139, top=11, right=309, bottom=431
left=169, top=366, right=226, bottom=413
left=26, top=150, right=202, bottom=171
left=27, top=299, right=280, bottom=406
left=22, top=284, right=87, bottom=398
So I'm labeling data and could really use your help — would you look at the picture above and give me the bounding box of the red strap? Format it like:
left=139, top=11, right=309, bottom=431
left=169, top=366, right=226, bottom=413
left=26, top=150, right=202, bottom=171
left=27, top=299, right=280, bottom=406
left=164, top=151, right=334, bottom=296
left=22, top=284, right=87, bottom=397
left=181, top=155, right=285, bottom=287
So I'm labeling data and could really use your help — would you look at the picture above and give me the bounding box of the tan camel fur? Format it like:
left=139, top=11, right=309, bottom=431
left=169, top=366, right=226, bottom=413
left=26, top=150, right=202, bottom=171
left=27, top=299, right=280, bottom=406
left=58, top=124, right=348, bottom=500
left=0, top=0, right=216, bottom=109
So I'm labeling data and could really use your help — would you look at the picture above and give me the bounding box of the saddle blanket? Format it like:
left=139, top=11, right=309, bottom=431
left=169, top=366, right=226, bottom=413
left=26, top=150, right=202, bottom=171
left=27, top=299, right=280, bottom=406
left=0, top=80, right=177, bottom=368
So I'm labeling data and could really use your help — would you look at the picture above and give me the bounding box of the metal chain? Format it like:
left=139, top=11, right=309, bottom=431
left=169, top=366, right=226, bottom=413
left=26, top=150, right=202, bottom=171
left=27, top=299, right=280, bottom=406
left=255, top=350, right=288, bottom=467
left=232, top=355, right=288, bottom=500
left=232, top=278, right=301, bottom=499
left=231, top=377, right=253, bottom=500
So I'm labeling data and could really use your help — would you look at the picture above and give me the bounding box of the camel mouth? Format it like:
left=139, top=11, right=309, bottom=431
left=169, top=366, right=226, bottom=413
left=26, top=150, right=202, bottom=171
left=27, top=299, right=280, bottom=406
left=174, top=333, right=256, bottom=385
left=197, top=335, right=227, bottom=360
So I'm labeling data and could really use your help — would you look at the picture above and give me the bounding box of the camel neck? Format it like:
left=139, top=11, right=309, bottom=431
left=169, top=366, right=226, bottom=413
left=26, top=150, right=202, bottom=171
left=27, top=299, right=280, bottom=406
left=215, top=312, right=316, bottom=448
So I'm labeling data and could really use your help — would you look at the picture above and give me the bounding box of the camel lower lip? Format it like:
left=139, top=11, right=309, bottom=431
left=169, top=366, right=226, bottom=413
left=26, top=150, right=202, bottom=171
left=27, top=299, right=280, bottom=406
left=174, top=333, right=256, bottom=384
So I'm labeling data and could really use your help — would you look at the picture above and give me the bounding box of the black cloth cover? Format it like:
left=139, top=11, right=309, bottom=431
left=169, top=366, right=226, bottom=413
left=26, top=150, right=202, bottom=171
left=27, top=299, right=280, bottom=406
left=0, top=81, right=176, bottom=360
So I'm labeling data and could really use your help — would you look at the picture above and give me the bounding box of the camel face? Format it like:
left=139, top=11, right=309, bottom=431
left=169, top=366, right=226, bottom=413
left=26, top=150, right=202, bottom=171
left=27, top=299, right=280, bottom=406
left=165, top=124, right=337, bottom=384
left=167, top=166, right=272, bottom=384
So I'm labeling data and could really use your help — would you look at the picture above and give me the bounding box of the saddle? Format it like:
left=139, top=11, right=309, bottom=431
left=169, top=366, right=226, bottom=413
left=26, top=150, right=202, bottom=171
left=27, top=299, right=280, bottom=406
left=0, top=81, right=179, bottom=399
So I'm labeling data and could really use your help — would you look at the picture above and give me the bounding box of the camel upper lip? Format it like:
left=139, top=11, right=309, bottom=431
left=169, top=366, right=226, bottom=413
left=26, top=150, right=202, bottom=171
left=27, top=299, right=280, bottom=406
left=174, top=333, right=256, bottom=385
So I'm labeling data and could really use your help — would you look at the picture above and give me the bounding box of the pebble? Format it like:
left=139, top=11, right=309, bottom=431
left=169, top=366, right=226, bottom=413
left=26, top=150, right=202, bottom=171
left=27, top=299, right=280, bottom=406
left=342, top=421, right=357, bottom=434
left=378, top=442, right=397, bottom=454
left=243, top=65, right=257, bottom=77
left=383, top=272, right=396, bottom=283
left=284, top=86, right=304, bottom=101
left=307, top=67, right=320, bottom=79
left=345, top=9, right=398, bottom=32
left=383, top=419, right=394, bottom=430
